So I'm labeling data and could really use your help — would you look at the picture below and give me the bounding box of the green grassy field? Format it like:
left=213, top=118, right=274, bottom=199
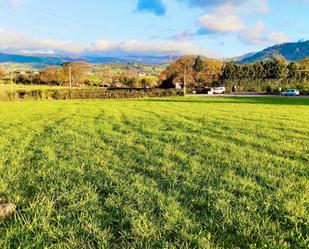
left=0, top=97, right=308, bottom=248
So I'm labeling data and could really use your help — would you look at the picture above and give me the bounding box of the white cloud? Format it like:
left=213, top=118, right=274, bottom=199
left=196, top=0, right=269, bottom=35
left=238, top=20, right=265, bottom=44
left=194, top=0, right=289, bottom=46
left=0, top=27, right=217, bottom=57
left=199, top=13, right=245, bottom=33
left=0, top=28, right=86, bottom=53
left=266, top=32, right=290, bottom=44
left=91, top=39, right=214, bottom=56
left=238, top=21, right=289, bottom=45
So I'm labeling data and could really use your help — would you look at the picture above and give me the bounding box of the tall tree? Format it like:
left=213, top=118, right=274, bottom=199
left=160, top=56, right=195, bottom=87
left=39, top=66, right=61, bottom=85
left=193, top=56, right=203, bottom=72
left=62, top=62, right=92, bottom=84
left=287, top=62, right=299, bottom=79
left=0, top=67, right=6, bottom=79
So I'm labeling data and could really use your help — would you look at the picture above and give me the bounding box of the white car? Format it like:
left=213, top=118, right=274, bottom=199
left=212, top=87, right=225, bottom=94
left=281, top=89, right=300, bottom=96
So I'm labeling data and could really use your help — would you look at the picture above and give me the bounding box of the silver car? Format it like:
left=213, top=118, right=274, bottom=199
left=212, top=87, right=226, bottom=94
left=281, top=89, right=300, bottom=96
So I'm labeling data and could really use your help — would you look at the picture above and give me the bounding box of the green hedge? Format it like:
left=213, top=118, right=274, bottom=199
left=0, top=88, right=184, bottom=101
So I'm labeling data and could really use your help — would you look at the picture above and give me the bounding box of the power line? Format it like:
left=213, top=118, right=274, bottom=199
left=1, top=0, right=102, bottom=32
left=19, top=2, right=100, bottom=30
left=2, top=20, right=78, bottom=40
left=0, top=0, right=106, bottom=51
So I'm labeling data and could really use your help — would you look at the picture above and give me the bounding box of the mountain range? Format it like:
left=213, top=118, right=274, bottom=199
left=0, top=53, right=171, bottom=68
left=236, top=40, right=309, bottom=64
left=0, top=40, right=309, bottom=67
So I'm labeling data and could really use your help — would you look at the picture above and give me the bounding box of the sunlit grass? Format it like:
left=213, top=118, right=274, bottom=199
left=0, top=97, right=308, bottom=248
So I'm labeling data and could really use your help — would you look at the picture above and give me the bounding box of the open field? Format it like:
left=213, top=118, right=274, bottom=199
left=0, top=97, right=308, bottom=248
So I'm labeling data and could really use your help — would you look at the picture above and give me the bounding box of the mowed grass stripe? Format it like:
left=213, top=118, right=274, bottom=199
left=0, top=97, right=308, bottom=248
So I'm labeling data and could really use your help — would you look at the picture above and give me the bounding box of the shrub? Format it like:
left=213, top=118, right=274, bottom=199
left=265, top=85, right=273, bottom=93
left=0, top=88, right=184, bottom=101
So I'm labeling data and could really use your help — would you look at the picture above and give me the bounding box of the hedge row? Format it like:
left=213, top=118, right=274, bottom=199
left=0, top=88, right=184, bottom=101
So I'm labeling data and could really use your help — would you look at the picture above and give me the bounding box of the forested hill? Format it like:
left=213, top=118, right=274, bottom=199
left=238, top=40, right=309, bottom=64
left=1, top=40, right=309, bottom=67
left=0, top=52, right=171, bottom=67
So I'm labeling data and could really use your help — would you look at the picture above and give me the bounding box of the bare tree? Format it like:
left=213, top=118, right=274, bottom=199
left=0, top=67, right=7, bottom=82
left=62, top=62, right=92, bottom=85
left=39, top=66, right=61, bottom=85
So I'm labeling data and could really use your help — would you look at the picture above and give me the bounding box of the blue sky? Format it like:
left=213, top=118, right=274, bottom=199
left=0, top=0, right=308, bottom=58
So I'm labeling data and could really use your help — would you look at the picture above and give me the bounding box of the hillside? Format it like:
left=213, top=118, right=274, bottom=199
left=299, top=56, right=309, bottom=69
left=238, top=40, right=309, bottom=64
left=0, top=52, right=171, bottom=68
left=0, top=52, right=66, bottom=67
left=1, top=40, right=309, bottom=67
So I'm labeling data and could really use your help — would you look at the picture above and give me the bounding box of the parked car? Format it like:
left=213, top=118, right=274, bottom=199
left=281, top=89, right=300, bottom=96
left=212, top=87, right=226, bottom=94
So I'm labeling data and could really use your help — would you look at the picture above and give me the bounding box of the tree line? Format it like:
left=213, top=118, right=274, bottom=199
left=160, top=56, right=309, bottom=92
left=0, top=62, right=160, bottom=88
left=1, top=56, right=309, bottom=92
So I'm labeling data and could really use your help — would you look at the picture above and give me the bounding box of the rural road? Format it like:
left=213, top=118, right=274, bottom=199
left=187, top=93, right=309, bottom=98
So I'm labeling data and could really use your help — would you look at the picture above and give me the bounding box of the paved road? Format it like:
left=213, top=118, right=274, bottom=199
left=187, top=93, right=309, bottom=98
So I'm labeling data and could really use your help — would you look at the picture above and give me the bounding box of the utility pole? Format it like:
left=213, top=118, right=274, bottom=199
left=183, top=67, right=187, bottom=96
left=164, top=50, right=178, bottom=64
left=68, top=64, right=72, bottom=88
left=10, top=71, right=13, bottom=91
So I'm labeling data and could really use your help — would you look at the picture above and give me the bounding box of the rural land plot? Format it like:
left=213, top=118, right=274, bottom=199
left=0, top=97, right=308, bottom=248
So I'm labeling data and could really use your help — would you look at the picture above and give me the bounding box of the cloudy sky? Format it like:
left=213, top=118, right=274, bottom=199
left=0, top=0, right=309, bottom=58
